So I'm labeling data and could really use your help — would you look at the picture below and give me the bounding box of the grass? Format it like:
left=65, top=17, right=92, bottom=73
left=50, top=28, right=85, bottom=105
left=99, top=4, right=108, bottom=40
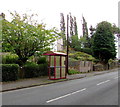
left=68, top=69, right=81, bottom=75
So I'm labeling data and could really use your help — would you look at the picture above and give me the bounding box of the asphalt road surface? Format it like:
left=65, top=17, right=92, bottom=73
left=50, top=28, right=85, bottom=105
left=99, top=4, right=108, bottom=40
left=2, top=69, right=119, bottom=105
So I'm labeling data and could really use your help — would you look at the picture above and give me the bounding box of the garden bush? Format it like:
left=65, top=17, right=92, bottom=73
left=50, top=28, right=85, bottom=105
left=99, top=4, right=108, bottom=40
left=23, top=63, right=48, bottom=78
left=37, top=56, right=47, bottom=64
left=79, top=48, right=93, bottom=55
left=38, top=63, right=48, bottom=76
left=69, top=52, right=95, bottom=61
left=2, top=53, right=19, bottom=64
left=1, top=64, right=19, bottom=82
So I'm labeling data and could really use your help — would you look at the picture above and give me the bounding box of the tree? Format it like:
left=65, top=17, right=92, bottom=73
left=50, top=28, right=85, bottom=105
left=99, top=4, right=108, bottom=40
left=92, top=21, right=116, bottom=64
left=2, top=12, right=58, bottom=66
left=82, top=16, right=88, bottom=37
left=69, top=12, right=74, bottom=37
left=73, top=16, right=78, bottom=36
left=68, top=13, right=79, bottom=49
left=60, top=13, right=66, bottom=48
left=112, top=24, right=120, bottom=34
left=70, top=35, right=81, bottom=49
left=82, top=16, right=91, bottom=48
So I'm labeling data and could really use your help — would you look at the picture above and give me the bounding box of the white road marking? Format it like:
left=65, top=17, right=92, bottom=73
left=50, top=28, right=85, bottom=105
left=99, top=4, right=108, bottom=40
left=97, top=80, right=110, bottom=86
left=113, top=76, right=120, bottom=79
left=46, top=88, right=86, bottom=103
left=114, top=77, right=118, bottom=79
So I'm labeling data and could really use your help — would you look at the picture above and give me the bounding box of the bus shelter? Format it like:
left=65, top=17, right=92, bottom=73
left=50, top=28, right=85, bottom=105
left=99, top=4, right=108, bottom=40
left=43, top=51, right=67, bottom=80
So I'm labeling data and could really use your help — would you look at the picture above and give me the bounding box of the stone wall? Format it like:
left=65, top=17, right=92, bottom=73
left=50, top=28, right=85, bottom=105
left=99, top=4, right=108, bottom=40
left=69, top=61, right=93, bottom=72
left=69, top=61, right=119, bottom=72
left=93, top=61, right=119, bottom=71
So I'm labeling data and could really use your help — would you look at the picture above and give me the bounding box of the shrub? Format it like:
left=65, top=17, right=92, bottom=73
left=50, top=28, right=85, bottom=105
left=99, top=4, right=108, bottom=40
left=79, top=48, right=93, bottom=55
left=2, top=53, right=18, bottom=64
left=68, top=69, right=80, bottom=75
left=69, top=52, right=95, bottom=61
left=37, top=56, right=47, bottom=64
left=108, top=59, right=114, bottom=64
left=38, top=63, right=48, bottom=76
left=23, top=63, right=39, bottom=78
left=23, top=63, right=48, bottom=78
left=1, top=64, right=19, bottom=82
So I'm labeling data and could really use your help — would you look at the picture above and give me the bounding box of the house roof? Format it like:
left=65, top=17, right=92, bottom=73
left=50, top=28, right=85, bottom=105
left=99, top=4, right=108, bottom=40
left=43, top=51, right=67, bottom=56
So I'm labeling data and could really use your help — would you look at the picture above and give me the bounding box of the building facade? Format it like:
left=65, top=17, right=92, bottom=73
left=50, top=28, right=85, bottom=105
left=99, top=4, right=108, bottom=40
left=50, top=38, right=63, bottom=52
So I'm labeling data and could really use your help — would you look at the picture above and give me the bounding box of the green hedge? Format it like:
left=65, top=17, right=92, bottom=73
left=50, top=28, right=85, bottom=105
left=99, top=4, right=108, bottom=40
left=23, top=63, right=48, bottom=78
left=2, top=53, right=19, bottom=64
left=1, top=64, right=19, bottom=82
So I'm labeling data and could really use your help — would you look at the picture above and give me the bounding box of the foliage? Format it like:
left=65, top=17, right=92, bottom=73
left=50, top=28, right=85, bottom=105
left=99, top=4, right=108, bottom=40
left=108, top=59, right=115, bottom=64
left=23, top=63, right=48, bottom=78
left=82, top=16, right=91, bottom=48
left=2, top=11, right=58, bottom=66
left=69, top=13, right=74, bottom=36
left=79, top=48, right=93, bottom=55
left=70, top=35, right=81, bottom=49
left=0, top=15, right=2, bottom=52
left=93, top=59, right=100, bottom=64
left=68, top=69, right=80, bottom=75
left=79, top=36, right=91, bottom=49
left=37, top=56, right=47, bottom=64
left=68, top=58, right=78, bottom=62
left=118, top=60, right=120, bottom=63
left=23, top=63, right=39, bottom=78
left=1, top=64, right=19, bottom=82
left=92, top=21, right=116, bottom=64
left=2, top=53, right=19, bottom=64
left=60, top=13, right=66, bottom=48
left=79, top=36, right=87, bottom=47
left=112, top=24, right=120, bottom=34
left=69, top=52, right=95, bottom=61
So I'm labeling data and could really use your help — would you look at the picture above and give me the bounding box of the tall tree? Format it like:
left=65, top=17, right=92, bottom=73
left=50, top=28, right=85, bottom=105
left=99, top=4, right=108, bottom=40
left=60, top=13, right=66, bottom=48
left=82, top=16, right=88, bottom=37
left=82, top=16, right=90, bottom=48
left=73, top=16, right=78, bottom=36
left=2, top=12, right=58, bottom=66
left=69, top=13, right=79, bottom=49
left=92, top=21, right=116, bottom=64
left=69, top=13, right=74, bottom=37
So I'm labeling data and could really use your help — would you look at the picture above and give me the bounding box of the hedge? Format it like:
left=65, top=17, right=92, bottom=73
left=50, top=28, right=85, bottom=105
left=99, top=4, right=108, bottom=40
left=2, top=53, right=19, bottom=64
left=1, top=64, right=19, bottom=82
left=23, top=63, right=48, bottom=78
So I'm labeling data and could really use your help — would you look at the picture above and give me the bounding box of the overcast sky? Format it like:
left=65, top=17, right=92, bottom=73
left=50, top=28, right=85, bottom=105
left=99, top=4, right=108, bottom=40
left=1, top=0, right=119, bottom=36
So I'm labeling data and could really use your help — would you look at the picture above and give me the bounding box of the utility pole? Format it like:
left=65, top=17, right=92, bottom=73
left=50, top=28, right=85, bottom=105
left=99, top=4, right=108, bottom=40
left=66, top=14, right=69, bottom=74
left=118, top=1, right=120, bottom=60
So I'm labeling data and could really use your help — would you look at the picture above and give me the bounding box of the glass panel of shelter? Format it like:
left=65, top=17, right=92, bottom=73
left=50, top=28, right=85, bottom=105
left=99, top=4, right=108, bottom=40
left=49, top=55, right=66, bottom=79
left=56, top=56, right=60, bottom=79
left=61, top=56, right=66, bottom=78
left=49, top=56, right=54, bottom=79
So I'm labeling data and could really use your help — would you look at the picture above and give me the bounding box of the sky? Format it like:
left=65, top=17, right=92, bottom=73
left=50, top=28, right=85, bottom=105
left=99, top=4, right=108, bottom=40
left=1, top=0, right=120, bottom=36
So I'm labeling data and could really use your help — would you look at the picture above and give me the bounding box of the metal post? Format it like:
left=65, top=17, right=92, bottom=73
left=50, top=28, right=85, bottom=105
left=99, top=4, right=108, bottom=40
left=66, top=14, right=69, bottom=74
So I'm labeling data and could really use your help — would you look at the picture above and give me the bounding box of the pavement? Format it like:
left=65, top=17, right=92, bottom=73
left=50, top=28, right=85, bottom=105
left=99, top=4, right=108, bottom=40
left=1, top=68, right=119, bottom=92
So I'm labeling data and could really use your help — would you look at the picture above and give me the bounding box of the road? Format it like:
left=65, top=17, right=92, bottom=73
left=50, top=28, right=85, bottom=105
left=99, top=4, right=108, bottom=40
left=2, top=69, right=119, bottom=105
